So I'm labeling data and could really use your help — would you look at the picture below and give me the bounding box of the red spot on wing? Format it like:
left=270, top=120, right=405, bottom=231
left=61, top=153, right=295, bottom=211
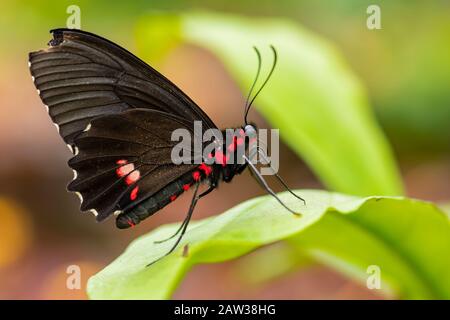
left=130, top=186, right=139, bottom=200
left=183, top=184, right=191, bottom=191
left=192, top=171, right=201, bottom=181
left=117, top=160, right=140, bottom=202
left=127, top=219, right=135, bottom=227
left=227, top=143, right=236, bottom=152
left=170, top=195, right=177, bottom=202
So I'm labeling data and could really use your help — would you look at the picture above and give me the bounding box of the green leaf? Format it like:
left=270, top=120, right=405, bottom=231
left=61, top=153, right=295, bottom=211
left=87, top=191, right=450, bottom=299
left=135, top=12, right=403, bottom=196
left=440, top=203, right=450, bottom=218
left=233, top=242, right=313, bottom=285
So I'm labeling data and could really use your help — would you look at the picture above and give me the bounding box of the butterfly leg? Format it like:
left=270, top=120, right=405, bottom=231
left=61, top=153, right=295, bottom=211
left=153, top=215, right=189, bottom=244
left=257, top=148, right=306, bottom=205
left=147, top=183, right=215, bottom=266
left=153, top=185, right=215, bottom=244
left=244, top=155, right=302, bottom=216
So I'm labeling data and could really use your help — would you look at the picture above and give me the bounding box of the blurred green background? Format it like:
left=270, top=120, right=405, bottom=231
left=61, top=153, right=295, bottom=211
left=0, top=0, right=449, bottom=299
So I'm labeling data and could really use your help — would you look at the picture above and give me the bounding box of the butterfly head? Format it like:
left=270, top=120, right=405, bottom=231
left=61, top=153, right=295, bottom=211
left=244, top=123, right=257, bottom=139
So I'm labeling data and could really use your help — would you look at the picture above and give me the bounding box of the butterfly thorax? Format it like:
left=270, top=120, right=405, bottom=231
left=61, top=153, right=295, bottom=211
left=208, top=126, right=255, bottom=185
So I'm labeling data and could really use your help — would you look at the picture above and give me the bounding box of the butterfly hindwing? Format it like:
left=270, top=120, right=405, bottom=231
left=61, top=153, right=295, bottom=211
left=68, top=108, right=202, bottom=221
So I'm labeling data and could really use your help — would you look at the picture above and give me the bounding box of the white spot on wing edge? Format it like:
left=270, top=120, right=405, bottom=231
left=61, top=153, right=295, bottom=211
left=28, top=61, right=31, bottom=68
left=75, top=192, right=83, bottom=203
left=53, top=123, right=59, bottom=133
left=67, top=144, right=74, bottom=153
left=74, top=146, right=79, bottom=156
left=44, top=104, right=49, bottom=113
left=83, top=123, right=91, bottom=132
left=31, top=76, right=35, bottom=82
left=74, top=192, right=98, bottom=217
left=72, top=169, right=77, bottom=180
left=113, top=210, right=122, bottom=216
left=37, top=89, right=40, bottom=95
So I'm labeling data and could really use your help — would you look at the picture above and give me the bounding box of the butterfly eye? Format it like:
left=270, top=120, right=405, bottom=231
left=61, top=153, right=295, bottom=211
left=244, top=124, right=257, bottom=137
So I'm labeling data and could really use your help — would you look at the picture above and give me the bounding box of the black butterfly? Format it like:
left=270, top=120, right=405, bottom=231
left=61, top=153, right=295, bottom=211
left=29, top=29, right=304, bottom=263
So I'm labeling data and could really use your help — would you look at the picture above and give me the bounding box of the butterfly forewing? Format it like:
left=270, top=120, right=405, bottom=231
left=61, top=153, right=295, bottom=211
left=29, top=28, right=217, bottom=147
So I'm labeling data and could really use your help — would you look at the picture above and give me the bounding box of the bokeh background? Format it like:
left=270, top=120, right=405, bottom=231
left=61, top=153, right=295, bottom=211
left=0, top=0, right=449, bottom=299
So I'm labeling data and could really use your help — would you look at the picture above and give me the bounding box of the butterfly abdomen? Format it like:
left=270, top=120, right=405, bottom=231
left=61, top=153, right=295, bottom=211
left=116, top=164, right=214, bottom=228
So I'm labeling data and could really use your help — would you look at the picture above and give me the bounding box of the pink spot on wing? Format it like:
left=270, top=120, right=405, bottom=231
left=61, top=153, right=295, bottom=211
left=116, top=159, right=128, bottom=165
left=170, top=195, right=177, bottom=202
left=127, top=219, right=135, bottom=227
left=116, top=163, right=134, bottom=177
left=183, top=184, right=191, bottom=191
left=236, top=137, right=244, bottom=146
left=125, top=170, right=140, bottom=185
left=130, top=186, right=139, bottom=200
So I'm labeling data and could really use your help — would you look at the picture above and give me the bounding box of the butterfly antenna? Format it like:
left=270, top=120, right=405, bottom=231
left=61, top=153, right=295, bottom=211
left=244, top=45, right=278, bottom=125
left=244, top=46, right=262, bottom=125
